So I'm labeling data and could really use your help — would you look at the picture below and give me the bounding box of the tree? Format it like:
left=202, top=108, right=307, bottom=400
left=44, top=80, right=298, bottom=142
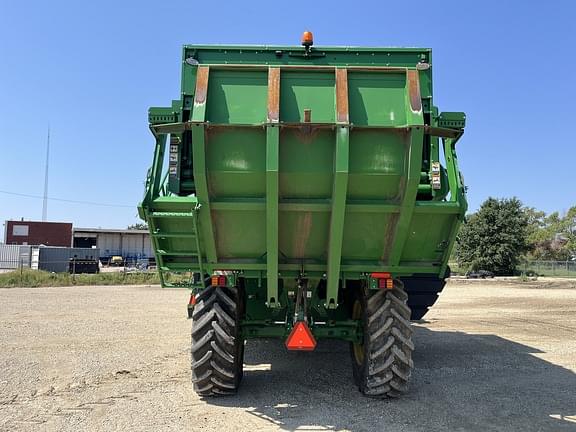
left=526, top=207, right=576, bottom=260
left=127, top=223, right=148, bottom=230
left=524, top=206, right=546, bottom=242
left=563, top=207, right=576, bottom=257
left=455, top=197, right=529, bottom=275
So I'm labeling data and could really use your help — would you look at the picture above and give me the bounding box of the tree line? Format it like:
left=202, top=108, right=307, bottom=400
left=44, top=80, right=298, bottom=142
left=454, top=198, right=576, bottom=275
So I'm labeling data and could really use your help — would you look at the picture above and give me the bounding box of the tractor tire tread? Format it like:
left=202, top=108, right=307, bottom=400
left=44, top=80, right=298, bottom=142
left=190, top=286, right=243, bottom=397
left=354, top=283, right=414, bottom=398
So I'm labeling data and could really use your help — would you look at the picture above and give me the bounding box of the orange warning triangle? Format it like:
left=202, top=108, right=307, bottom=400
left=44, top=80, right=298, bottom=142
left=285, top=321, right=317, bottom=351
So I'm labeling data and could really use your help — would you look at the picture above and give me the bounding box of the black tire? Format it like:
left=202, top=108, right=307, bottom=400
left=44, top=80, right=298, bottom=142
left=190, top=286, right=244, bottom=396
left=350, top=281, right=414, bottom=398
left=401, top=272, right=448, bottom=320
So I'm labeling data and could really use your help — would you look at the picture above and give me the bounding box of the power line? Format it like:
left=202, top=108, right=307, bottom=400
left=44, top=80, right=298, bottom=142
left=0, top=190, right=135, bottom=208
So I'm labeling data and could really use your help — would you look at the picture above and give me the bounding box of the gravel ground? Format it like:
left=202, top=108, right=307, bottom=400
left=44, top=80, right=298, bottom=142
left=1, top=279, right=575, bottom=431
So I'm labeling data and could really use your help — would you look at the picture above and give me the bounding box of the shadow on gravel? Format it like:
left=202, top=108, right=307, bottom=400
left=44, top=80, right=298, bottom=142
left=207, top=327, right=576, bottom=432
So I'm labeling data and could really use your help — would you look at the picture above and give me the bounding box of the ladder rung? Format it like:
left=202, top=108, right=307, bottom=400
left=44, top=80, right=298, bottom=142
left=152, top=232, right=197, bottom=238
left=157, top=251, right=200, bottom=257
left=151, top=212, right=195, bottom=218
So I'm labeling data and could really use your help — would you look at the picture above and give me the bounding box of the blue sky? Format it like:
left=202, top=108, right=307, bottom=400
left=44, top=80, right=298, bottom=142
left=1, top=0, right=575, bottom=239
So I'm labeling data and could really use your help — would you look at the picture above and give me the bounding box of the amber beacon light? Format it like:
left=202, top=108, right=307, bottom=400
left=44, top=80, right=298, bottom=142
left=301, top=31, right=314, bottom=47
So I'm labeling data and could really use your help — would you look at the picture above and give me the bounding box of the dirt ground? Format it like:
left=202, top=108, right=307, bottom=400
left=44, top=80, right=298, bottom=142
left=1, top=278, right=575, bottom=432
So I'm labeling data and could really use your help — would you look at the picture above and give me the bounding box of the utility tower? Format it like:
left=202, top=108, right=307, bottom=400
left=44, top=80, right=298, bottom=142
left=42, top=127, right=50, bottom=221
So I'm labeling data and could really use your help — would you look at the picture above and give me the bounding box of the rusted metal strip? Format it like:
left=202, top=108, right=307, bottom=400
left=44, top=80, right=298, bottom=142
left=194, top=66, right=210, bottom=105
left=267, top=67, right=280, bottom=123
left=407, top=69, right=422, bottom=113
left=335, top=68, right=349, bottom=124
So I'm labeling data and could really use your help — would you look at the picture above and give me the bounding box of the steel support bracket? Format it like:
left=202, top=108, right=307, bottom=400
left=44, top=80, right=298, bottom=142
left=265, top=67, right=280, bottom=308
left=325, top=68, right=350, bottom=309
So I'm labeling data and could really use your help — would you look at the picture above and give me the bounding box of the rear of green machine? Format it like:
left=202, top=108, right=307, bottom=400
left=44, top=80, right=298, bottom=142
left=138, top=32, right=467, bottom=398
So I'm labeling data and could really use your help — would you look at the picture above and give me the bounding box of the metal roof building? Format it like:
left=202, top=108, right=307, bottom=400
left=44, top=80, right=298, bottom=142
left=72, top=228, right=152, bottom=259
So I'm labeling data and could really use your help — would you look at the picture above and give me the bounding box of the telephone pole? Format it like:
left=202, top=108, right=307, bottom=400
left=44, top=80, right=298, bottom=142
left=42, top=127, right=50, bottom=221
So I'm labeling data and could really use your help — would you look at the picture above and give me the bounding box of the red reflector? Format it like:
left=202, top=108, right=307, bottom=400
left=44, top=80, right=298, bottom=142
left=378, top=278, right=387, bottom=289
left=371, top=272, right=391, bottom=279
left=218, top=276, right=226, bottom=286
left=286, top=321, right=317, bottom=351
left=189, top=294, right=196, bottom=305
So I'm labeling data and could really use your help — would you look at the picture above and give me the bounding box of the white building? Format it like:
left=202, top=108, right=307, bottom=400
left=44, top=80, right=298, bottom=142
left=73, top=228, right=152, bottom=260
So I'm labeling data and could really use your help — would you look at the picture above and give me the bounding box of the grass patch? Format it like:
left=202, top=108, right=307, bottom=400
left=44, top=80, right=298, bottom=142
left=0, top=269, right=160, bottom=288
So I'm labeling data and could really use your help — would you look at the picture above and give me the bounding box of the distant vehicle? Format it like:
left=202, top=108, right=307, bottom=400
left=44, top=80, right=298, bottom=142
left=109, top=256, right=124, bottom=266
left=466, top=270, right=495, bottom=279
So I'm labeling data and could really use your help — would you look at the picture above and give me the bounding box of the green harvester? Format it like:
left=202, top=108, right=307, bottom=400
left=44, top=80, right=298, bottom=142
left=138, top=32, right=467, bottom=398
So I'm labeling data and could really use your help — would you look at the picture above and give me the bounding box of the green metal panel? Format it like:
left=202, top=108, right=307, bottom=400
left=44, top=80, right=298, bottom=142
left=279, top=128, right=334, bottom=198
left=347, top=129, right=406, bottom=199
left=206, top=128, right=266, bottom=197
left=348, top=72, right=407, bottom=126
left=206, top=70, right=268, bottom=124
left=139, top=42, right=467, bottom=323
left=280, top=71, right=336, bottom=123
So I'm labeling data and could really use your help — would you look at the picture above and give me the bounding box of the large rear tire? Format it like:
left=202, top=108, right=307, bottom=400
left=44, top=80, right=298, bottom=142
left=190, top=286, right=244, bottom=396
left=350, top=281, right=414, bottom=397
left=401, top=268, right=450, bottom=320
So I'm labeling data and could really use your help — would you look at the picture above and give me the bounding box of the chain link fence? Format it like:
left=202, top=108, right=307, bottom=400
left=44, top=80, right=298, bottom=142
left=449, top=260, right=576, bottom=277
left=519, top=260, right=576, bottom=277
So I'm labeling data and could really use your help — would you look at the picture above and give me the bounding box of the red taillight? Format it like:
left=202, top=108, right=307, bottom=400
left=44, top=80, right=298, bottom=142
left=374, top=272, right=394, bottom=290
left=189, top=294, right=196, bottom=305
left=211, top=274, right=228, bottom=287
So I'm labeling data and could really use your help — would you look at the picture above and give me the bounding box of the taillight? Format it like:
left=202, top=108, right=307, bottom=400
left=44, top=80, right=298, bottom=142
left=211, top=275, right=227, bottom=286
left=371, top=272, right=393, bottom=290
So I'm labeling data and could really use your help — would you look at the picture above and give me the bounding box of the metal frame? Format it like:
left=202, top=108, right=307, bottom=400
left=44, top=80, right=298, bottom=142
left=190, top=66, right=218, bottom=265
left=265, top=67, right=280, bottom=307
left=325, top=68, right=350, bottom=309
